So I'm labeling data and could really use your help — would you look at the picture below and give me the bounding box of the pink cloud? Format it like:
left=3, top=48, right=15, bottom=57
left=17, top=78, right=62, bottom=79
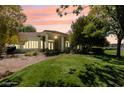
left=27, top=20, right=72, bottom=25
left=22, top=5, right=90, bottom=32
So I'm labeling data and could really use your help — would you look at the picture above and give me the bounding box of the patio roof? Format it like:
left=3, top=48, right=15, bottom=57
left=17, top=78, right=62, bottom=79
left=41, top=30, right=69, bottom=36
left=19, top=30, right=69, bottom=41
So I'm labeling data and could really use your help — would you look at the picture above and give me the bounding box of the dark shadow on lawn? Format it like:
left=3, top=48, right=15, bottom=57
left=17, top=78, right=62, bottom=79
left=78, top=64, right=124, bottom=87
left=93, top=53, right=124, bottom=65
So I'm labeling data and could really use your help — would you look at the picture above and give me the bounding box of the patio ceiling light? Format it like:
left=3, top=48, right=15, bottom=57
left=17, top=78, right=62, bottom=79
left=54, top=35, right=58, bottom=39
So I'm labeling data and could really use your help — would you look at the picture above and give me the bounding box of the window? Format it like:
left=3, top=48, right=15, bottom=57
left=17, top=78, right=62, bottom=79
left=23, top=41, right=38, bottom=49
left=65, top=41, right=70, bottom=48
left=48, top=42, right=54, bottom=50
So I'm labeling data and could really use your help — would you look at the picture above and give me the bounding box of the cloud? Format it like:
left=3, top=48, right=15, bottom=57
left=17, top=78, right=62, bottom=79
left=22, top=5, right=90, bottom=32
left=34, top=24, right=71, bottom=33
left=26, top=20, right=72, bottom=25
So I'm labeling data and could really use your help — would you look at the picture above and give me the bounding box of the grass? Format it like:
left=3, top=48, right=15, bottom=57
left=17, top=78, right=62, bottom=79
left=104, top=49, right=124, bottom=56
left=1, top=50, right=124, bottom=87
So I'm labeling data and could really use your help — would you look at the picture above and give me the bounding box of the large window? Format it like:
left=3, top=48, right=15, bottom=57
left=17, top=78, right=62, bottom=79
left=65, top=41, right=70, bottom=48
left=23, top=41, right=38, bottom=49
left=48, top=42, right=54, bottom=50
left=44, top=40, right=54, bottom=50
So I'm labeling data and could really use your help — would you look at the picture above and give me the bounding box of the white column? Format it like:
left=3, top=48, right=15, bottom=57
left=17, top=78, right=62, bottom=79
left=45, top=34, right=48, bottom=49
left=61, top=36, right=64, bottom=52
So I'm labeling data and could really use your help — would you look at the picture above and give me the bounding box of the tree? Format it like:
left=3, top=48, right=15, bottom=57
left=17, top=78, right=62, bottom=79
left=0, top=5, right=26, bottom=55
left=20, top=25, right=36, bottom=32
left=57, top=5, right=124, bottom=58
left=56, top=5, right=85, bottom=17
left=90, top=6, right=124, bottom=58
left=70, top=16, right=86, bottom=48
left=116, top=6, right=124, bottom=58
left=70, top=15, right=108, bottom=53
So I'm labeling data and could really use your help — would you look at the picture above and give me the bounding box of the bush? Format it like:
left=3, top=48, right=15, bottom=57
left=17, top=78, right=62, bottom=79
left=70, top=46, right=90, bottom=54
left=39, top=79, right=80, bottom=87
left=72, top=49, right=89, bottom=54
left=72, top=49, right=81, bottom=54
left=44, top=49, right=60, bottom=56
left=0, top=76, right=22, bottom=87
left=91, top=47, right=104, bottom=55
left=25, top=51, right=38, bottom=56
left=64, top=48, right=70, bottom=54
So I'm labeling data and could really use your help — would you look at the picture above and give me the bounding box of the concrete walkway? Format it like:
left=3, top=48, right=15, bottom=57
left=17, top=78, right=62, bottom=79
left=0, top=54, right=51, bottom=74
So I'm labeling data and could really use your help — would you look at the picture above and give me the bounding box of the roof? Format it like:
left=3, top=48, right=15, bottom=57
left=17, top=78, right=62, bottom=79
left=19, top=32, right=41, bottom=41
left=41, top=30, right=69, bottom=36
left=18, top=30, right=69, bottom=40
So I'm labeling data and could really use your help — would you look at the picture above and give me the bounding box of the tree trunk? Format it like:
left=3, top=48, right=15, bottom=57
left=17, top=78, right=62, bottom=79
left=116, top=38, right=122, bottom=58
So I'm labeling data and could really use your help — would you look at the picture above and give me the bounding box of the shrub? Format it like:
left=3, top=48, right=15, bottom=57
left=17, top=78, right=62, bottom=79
left=71, top=46, right=90, bottom=54
left=91, top=47, right=104, bottom=55
left=25, top=51, right=38, bottom=56
left=44, top=49, right=60, bottom=56
left=33, top=51, right=38, bottom=56
left=64, top=48, right=70, bottom=54
left=39, top=79, right=80, bottom=87
left=72, top=49, right=81, bottom=54
left=0, top=76, right=22, bottom=87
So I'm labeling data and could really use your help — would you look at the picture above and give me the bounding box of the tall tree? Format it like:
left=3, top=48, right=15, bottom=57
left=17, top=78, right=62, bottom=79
left=57, top=5, right=124, bottom=58
left=0, top=5, right=26, bottom=55
left=70, top=15, right=108, bottom=53
left=20, top=24, right=36, bottom=32
left=90, top=6, right=124, bottom=58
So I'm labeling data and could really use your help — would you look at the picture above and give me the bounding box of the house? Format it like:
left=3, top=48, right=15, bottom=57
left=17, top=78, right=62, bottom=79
left=16, top=30, right=70, bottom=52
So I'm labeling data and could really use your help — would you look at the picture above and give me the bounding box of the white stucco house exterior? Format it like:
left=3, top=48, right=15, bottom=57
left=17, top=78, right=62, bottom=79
left=16, top=30, right=70, bottom=52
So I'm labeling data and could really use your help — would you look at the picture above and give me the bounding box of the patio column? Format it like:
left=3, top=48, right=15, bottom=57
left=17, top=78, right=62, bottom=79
left=61, top=36, right=64, bottom=52
left=45, top=34, right=48, bottom=49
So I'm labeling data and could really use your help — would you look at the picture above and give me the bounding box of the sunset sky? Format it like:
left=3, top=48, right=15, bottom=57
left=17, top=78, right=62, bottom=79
left=21, top=5, right=120, bottom=44
left=22, top=5, right=90, bottom=33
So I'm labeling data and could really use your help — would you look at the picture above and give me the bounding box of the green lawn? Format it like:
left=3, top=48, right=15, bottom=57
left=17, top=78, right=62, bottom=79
left=105, top=49, right=124, bottom=56
left=0, top=52, right=124, bottom=87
